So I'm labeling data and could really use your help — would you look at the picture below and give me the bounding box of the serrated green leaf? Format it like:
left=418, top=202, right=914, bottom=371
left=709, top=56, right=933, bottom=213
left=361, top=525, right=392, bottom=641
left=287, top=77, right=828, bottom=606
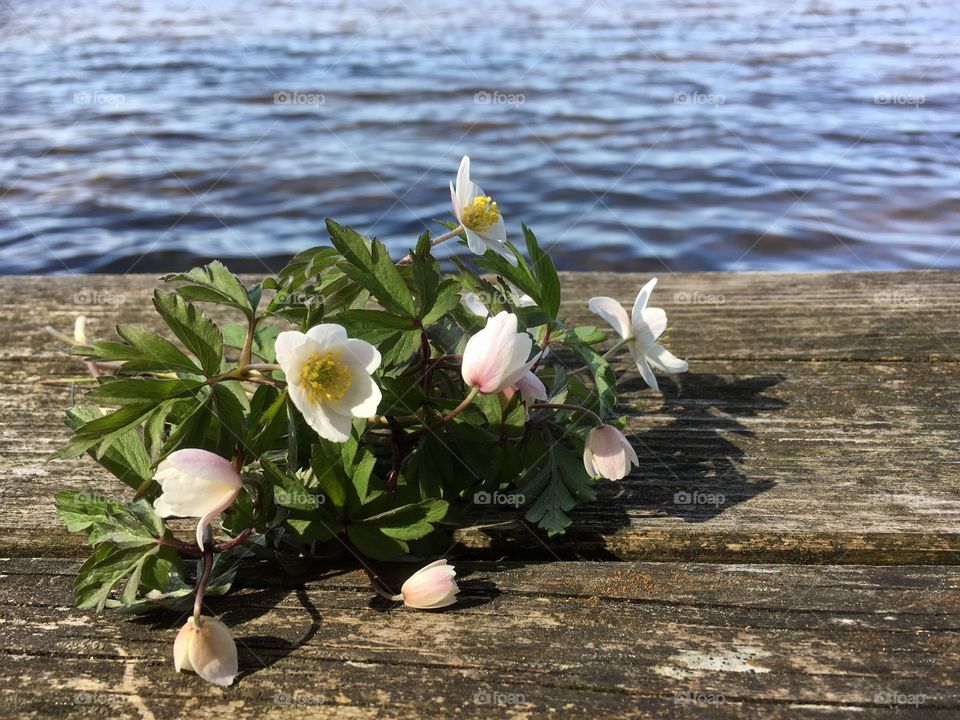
left=152, top=292, right=224, bottom=376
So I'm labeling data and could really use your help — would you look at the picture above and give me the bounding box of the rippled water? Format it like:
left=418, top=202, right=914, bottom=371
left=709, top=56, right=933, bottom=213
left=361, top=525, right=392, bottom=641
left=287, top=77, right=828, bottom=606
left=1, top=0, right=958, bottom=274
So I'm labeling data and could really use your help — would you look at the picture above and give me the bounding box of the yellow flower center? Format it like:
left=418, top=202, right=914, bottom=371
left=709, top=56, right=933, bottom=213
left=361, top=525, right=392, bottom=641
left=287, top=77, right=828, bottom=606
left=461, top=196, right=500, bottom=232
left=300, top=351, right=352, bottom=403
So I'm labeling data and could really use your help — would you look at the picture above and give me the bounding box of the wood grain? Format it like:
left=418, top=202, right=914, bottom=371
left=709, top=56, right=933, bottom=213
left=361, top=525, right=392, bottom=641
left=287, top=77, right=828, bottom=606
left=2, top=272, right=958, bottom=562
left=2, top=558, right=957, bottom=719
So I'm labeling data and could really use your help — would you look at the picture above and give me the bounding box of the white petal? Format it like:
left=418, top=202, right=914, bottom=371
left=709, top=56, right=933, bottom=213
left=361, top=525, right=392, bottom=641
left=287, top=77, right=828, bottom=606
left=195, top=488, right=240, bottom=550
left=631, top=348, right=660, bottom=391
left=634, top=306, right=667, bottom=348
left=464, top=228, right=487, bottom=256
left=274, top=330, right=308, bottom=373
left=305, top=324, right=348, bottom=349
left=477, top=216, right=506, bottom=244
left=646, top=344, right=688, bottom=373
left=456, top=155, right=471, bottom=200
left=587, top=297, right=632, bottom=340
left=631, top=278, right=658, bottom=329
left=339, top=338, right=381, bottom=374
left=327, top=367, right=382, bottom=417
left=173, top=620, right=194, bottom=672
left=461, top=292, right=490, bottom=318
left=289, top=384, right=349, bottom=442
left=154, top=478, right=240, bottom=520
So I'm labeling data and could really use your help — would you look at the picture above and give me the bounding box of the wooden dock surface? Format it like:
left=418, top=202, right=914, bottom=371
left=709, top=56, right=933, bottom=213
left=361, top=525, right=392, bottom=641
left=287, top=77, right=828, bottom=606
left=1, top=271, right=958, bottom=718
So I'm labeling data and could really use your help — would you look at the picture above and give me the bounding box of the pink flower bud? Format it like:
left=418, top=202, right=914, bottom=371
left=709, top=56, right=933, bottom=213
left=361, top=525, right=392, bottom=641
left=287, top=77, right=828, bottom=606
left=583, top=425, right=639, bottom=481
left=393, top=559, right=459, bottom=610
left=173, top=615, right=238, bottom=687
left=461, top=312, right=539, bottom=394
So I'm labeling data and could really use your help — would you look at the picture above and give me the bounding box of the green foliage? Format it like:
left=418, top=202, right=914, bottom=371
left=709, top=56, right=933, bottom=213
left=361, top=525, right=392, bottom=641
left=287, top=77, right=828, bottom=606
left=53, top=216, right=655, bottom=613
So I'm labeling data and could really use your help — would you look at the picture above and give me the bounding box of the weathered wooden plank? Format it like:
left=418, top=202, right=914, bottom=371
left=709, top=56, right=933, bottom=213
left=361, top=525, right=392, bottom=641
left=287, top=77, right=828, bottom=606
left=1, top=558, right=956, bottom=719
left=1, top=272, right=959, bottom=562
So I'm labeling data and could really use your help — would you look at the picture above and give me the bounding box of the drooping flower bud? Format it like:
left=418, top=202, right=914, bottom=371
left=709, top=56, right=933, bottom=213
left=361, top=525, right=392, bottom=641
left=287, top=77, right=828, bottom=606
left=583, top=425, right=638, bottom=481
left=461, top=312, right=539, bottom=395
left=173, top=615, right=238, bottom=687
left=392, top=559, right=459, bottom=610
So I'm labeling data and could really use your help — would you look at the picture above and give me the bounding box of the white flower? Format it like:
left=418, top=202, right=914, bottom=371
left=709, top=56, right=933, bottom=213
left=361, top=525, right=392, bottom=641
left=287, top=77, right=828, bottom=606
left=461, top=311, right=539, bottom=394
left=173, top=615, right=238, bottom=687
left=153, top=449, right=243, bottom=550
left=276, top=324, right=382, bottom=443
left=461, top=285, right=536, bottom=318
left=73, top=315, right=88, bottom=345
left=588, top=278, right=688, bottom=391
left=583, top=425, right=638, bottom=481
left=450, top=156, right=517, bottom=265
left=392, top=559, right=459, bottom=609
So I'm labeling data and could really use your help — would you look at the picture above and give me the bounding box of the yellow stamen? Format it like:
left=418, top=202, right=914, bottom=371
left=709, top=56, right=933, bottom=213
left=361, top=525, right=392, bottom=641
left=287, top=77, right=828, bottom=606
left=461, top=196, right=500, bottom=232
left=300, top=351, right=352, bottom=403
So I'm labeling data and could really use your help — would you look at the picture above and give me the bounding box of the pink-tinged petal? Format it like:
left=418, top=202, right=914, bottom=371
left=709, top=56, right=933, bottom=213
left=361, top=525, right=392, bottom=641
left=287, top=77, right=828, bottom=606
left=153, top=450, right=242, bottom=527
left=646, top=343, right=688, bottom=373
left=195, top=487, right=243, bottom=550
left=500, top=351, right=540, bottom=393
left=304, top=324, right=348, bottom=349
left=186, top=617, right=238, bottom=687
left=340, top=338, right=381, bottom=374
left=173, top=619, right=194, bottom=672
left=515, top=370, right=547, bottom=405
left=462, top=312, right=532, bottom=394
left=450, top=181, right=462, bottom=221
left=630, top=346, right=660, bottom=391
left=583, top=445, right=597, bottom=477
left=399, top=559, right=459, bottom=610
left=631, top=278, right=658, bottom=330
left=274, top=330, right=308, bottom=370
left=584, top=426, right=636, bottom=481
left=587, top=297, right=632, bottom=340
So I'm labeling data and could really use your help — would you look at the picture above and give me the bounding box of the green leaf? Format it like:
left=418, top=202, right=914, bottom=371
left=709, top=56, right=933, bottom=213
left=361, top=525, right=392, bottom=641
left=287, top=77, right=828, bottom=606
left=152, top=291, right=224, bottom=376
left=361, top=499, right=448, bottom=541
left=420, top=280, right=462, bottom=325
left=75, top=543, right=159, bottom=612
left=52, top=402, right=159, bottom=460
left=65, top=405, right=152, bottom=491
left=277, top=247, right=342, bottom=286
left=221, top=323, right=281, bottom=363
left=519, top=441, right=596, bottom=537
left=163, top=261, right=254, bottom=319
left=75, top=325, right=202, bottom=375
left=337, top=309, right=416, bottom=331
left=55, top=491, right=164, bottom=548
left=86, top=378, right=203, bottom=405
left=523, top=224, right=561, bottom=317
left=346, top=523, right=408, bottom=561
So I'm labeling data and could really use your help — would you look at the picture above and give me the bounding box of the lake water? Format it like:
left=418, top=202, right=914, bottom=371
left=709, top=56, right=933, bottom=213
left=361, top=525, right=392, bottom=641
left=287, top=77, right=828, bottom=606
left=1, top=0, right=958, bottom=274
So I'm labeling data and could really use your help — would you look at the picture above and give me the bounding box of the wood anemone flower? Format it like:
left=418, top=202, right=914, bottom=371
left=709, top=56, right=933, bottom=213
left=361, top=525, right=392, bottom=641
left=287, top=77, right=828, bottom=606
left=153, top=449, right=243, bottom=550
left=461, top=311, right=540, bottom=395
left=588, top=277, right=688, bottom=391
left=275, top=324, right=382, bottom=443
left=450, top=155, right=517, bottom=265
left=583, top=425, right=638, bottom=481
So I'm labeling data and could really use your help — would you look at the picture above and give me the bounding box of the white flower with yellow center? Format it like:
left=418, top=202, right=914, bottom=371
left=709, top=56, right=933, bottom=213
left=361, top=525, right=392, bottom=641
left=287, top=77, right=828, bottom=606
left=276, top=324, right=382, bottom=443
left=450, top=155, right=517, bottom=266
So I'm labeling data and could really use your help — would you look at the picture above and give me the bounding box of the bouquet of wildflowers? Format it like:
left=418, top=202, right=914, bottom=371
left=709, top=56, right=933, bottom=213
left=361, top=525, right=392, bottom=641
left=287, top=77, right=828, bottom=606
left=53, top=156, right=687, bottom=685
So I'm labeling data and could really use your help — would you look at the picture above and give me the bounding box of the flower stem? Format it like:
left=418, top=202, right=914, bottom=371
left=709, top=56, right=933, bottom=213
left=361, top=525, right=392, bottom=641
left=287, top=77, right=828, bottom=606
left=396, top=225, right=464, bottom=265
left=531, top=402, right=603, bottom=426
left=443, top=386, right=480, bottom=423
left=193, top=537, right=214, bottom=619
left=569, top=337, right=632, bottom=376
